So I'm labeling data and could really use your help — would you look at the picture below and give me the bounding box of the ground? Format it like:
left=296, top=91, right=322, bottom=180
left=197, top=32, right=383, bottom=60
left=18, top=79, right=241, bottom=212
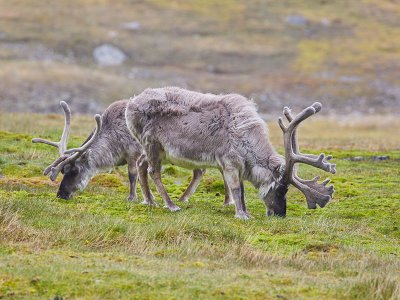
left=0, top=112, right=399, bottom=299
left=1, top=0, right=400, bottom=115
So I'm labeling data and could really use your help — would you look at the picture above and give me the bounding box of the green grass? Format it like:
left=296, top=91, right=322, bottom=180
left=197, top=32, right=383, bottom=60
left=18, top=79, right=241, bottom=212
left=0, top=113, right=399, bottom=299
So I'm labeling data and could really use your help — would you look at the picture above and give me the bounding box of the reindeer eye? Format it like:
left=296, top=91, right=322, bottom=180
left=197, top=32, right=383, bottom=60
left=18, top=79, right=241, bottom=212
left=63, top=164, right=71, bottom=174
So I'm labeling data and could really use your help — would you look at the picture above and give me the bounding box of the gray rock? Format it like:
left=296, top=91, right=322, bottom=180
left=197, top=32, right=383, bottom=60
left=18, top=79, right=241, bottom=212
left=338, top=75, right=362, bottom=83
left=372, top=156, right=390, bottom=161
left=93, top=44, right=127, bottom=66
left=122, top=21, right=141, bottom=31
left=320, top=18, right=331, bottom=27
left=351, top=156, right=364, bottom=161
left=286, top=15, right=308, bottom=26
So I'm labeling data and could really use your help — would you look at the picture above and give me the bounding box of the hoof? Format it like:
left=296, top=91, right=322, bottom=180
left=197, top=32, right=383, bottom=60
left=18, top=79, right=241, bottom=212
left=142, top=200, right=158, bottom=207
left=178, top=196, right=189, bottom=203
left=223, top=201, right=235, bottom=206
left=127, top=195, right=137, bottom=202
left=235, top=212, right=252, bottom=220
left=164, top=205, right=181, bottom=212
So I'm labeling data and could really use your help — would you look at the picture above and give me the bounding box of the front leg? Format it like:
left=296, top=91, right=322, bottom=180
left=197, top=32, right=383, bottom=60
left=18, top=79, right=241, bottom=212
left=222, top=166, right=250, bottom=220
left=146, top=144, right=180, bottom=212
left=178, top=169, right=205, bottom=202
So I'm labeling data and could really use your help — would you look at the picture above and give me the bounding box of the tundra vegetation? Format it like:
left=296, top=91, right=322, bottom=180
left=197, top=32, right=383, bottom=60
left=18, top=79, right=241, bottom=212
left=0, top=111, right=399, bottom=299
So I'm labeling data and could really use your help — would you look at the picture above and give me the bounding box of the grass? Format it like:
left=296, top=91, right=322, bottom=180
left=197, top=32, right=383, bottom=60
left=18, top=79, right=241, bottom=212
left=0, top=112, right=399, bottom=299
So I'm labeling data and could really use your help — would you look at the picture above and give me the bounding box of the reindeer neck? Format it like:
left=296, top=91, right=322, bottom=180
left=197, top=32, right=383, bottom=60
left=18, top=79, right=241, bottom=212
left=245, top=136, right=285, bottom=190
left=84, top=134, right=122, bottom=170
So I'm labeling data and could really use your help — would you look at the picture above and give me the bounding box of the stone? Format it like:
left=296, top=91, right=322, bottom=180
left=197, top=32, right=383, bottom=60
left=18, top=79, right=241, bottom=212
left=372, top=156, right=389, bottom=161
left=351, top=156, right=364, bottom=161
left=286, top=15, right=308, bottom=26
left=93, top=44, right=127, bottom=66
left=122, top=21, right=141, bottom=31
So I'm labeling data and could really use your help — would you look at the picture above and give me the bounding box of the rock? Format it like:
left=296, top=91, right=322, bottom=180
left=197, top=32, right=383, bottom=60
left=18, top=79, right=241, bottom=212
left=338, top=75, right=362, bottom=83
left=121, top=21, right=141, bottom=31
left=93, top=44, right=127, bottom=66
left=372, top=156, right=389, bottom=161
left=351, top=156, right=364, bottom=161
left=320, top=18, right=331, bottom=27
left=286, top=15, right=308, bottom=26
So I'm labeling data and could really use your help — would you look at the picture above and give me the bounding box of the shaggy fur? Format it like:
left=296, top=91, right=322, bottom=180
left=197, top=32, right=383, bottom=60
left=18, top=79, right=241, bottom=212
left=49, top=100, right=221, bottom=205
left=126, top=87, right=286, bottom=218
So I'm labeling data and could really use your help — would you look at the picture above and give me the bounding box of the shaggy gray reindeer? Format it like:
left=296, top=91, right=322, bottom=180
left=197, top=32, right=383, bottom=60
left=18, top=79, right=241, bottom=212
left=32, top=100, right=230, bottom=204
left=125, top=87, right=336, bottom=219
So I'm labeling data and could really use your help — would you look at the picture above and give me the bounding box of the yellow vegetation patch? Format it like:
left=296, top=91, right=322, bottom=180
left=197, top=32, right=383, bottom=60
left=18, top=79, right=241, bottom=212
left=148, top=0, right=244, bottom=20
left=0, top=176, right=57, bottom=187
left=91, top=173, right=123, bottom=188
left=295, top=40, right=331, bottom=73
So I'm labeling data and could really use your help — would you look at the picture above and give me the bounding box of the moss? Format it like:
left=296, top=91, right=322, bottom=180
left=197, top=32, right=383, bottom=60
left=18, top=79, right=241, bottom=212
left=163, top=166, right=177, bottom=176
left=91, top=174, right=123, bottom=188
left=0, top=115, right=400, bottom=299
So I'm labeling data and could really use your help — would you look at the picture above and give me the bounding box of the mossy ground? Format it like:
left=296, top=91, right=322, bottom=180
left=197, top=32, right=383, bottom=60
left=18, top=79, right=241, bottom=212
left=0, top=113, right=399, bottom=299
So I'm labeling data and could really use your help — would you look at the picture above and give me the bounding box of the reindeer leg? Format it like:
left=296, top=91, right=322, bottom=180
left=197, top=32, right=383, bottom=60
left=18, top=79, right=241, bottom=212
left=137, top=154, right=158, bottom=206
left=127, top=158, right=138, bottom=202
left=222, top=166, right=250, bottom=220
left=146, top=145, right=180, bottom=212
left=240, top=181, right=247, bottom=212
left=178, top=169, right=205, bottom=202
left=222, top=172, right=234, bottom=206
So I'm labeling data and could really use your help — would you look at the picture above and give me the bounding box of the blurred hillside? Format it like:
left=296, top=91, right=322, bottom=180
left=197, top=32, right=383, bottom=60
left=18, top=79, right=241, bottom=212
left=0, top=0, right=399, bottom=116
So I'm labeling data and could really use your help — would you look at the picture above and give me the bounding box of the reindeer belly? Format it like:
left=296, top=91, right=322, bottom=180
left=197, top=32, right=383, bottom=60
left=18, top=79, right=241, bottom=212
left=164, top=144, right=218, bottom=169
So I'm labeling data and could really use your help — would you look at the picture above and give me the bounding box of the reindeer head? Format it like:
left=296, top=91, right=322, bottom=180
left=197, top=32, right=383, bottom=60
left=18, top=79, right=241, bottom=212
left=264, top=102, right=336, bottom=217
left=32, top=101, right=102, bottom=199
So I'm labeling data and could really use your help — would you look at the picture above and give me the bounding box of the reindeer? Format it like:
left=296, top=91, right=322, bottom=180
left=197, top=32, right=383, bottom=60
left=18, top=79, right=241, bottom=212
left=32, top=100, right=232, bottom=205
left=125, top=87, right=336, bottom=218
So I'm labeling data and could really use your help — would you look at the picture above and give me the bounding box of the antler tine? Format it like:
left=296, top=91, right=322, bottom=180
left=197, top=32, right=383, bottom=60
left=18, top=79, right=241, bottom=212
left=279, top=102, right=335, bottom=208
left=64, top=114, right=102, bottom=154
left=48, top=152, right=81, bottom=181
left=280, top=103, right=321, bottom=183
left=291, top=175, right=334, bottom=209
left=32, top=101, right=71, bottom=155
left=47, top=114, right=102, bottom=181
left=59, top=101, right=71, bottom=154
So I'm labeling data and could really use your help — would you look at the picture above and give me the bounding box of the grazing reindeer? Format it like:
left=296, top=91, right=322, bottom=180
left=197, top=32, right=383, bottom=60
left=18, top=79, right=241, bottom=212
left=33, top=100, right=230, bottom=204
left=125, top=87, right=336, bottom=218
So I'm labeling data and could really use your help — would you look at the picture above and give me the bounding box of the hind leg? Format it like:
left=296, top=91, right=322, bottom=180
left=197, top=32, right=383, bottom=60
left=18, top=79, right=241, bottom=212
left=137, top=154, right=158, bottom=206
left=146, top=143, right=180, bottom=212
left=127, top=158, right=138, bottom=202
left=221, top=172, right=234, bottom=206
left=178, top=169, right=205, bottom=202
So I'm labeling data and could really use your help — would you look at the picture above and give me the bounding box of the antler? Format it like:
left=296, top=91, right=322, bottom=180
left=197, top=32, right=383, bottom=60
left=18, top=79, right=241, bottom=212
left=278, top=102, right=336, bottom=209
left=32, top=101, right=103, bottom=181
left=32, top=101, right=71, bottom=155
left=45, top=114, right=102, bottom=181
